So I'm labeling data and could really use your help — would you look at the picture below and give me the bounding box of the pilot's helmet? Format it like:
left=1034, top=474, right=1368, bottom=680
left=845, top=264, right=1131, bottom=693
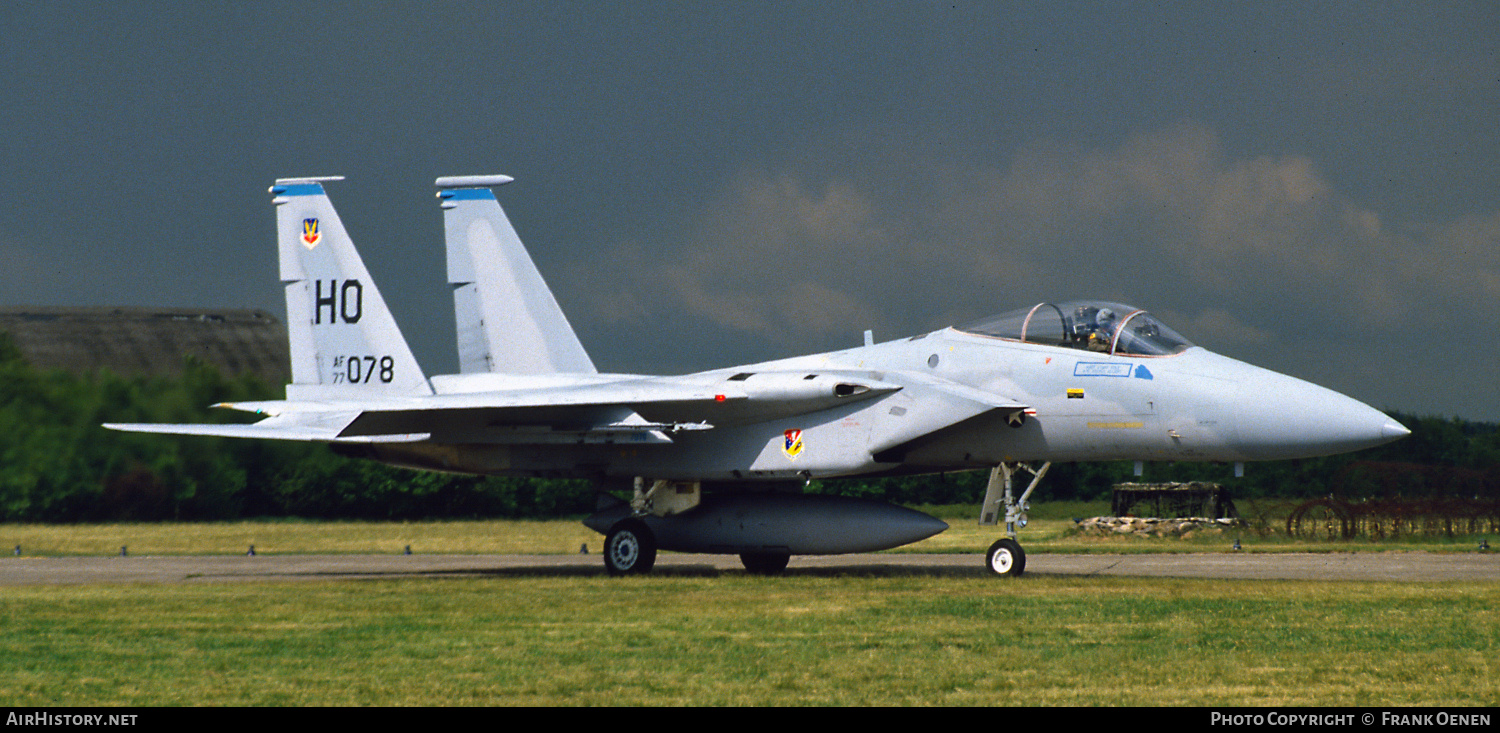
left=1096, top=308, right=1115, bottom=325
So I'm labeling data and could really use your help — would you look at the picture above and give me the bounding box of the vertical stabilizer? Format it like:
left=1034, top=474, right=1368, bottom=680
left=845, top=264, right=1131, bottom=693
left=436, top=175, right=597, bottom=375
left=270, top=177, right=433, bottom=399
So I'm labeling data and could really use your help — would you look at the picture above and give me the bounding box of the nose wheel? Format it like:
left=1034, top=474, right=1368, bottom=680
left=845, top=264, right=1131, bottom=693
left=986, top=538, right=1026, bottom=577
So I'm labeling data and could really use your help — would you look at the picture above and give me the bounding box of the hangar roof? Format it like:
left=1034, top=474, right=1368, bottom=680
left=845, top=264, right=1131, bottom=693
left=0, top=306, right=289, bottom=384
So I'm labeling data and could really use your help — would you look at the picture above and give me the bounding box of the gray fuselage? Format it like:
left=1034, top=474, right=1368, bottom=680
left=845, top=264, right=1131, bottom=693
left=346, top=325, right=1404, bottom=483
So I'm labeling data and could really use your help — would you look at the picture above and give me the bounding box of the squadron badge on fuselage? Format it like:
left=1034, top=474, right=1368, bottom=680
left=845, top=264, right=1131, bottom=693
left=783, top=428, right=804, bottom=459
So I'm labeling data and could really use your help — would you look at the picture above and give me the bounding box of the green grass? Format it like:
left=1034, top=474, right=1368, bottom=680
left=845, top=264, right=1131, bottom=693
left=1, top=501, right=1492, bottom=556
left=0, top=518, right=599, bottom=557
left=2, top=507, right=1496, bottom=706
left=1, top=576, right=1494, bottom=706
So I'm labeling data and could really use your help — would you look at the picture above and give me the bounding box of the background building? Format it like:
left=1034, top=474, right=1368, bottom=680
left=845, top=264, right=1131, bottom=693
left=0, top=307, right=290, bottom=385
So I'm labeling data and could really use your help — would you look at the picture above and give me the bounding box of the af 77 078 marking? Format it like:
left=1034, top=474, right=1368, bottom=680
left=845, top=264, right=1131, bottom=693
left=331, top=355, right=395, bottom=384
left=107, top=175, right=1408, bottom=577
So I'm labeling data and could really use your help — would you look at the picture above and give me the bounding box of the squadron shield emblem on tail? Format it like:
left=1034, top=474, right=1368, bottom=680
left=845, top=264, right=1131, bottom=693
left=301, top=218, right=321, bottom=249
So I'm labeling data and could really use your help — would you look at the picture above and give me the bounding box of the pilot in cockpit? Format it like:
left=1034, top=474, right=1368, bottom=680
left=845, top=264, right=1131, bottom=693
left=960, top=301, right=1190, bottom=357
left=1086, top=307, right=1117, bottom=351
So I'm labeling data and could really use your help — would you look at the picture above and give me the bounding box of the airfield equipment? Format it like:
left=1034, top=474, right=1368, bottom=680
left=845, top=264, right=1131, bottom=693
left=1286, top=460, right=1499, bottom=539
left=1286, top=497, right=1500, bottom=540
left=1111, top=482, right=1239, bottom=520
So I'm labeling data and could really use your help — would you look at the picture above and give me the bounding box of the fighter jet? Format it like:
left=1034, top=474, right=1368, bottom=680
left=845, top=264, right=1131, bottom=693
left=106, top=176, right=1410, bottom=577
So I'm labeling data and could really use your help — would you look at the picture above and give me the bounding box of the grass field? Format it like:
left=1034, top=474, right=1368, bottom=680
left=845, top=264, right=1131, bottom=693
left=0, top=501, right=1491, bottom=557
left=1, top=505, right=1496, bottom=706
left=1, top=575, right=1495, bottom=706
left=0, top=503, right=1494, bottom=701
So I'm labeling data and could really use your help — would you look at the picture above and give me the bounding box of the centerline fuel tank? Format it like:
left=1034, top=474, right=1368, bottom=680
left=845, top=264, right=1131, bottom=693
left=584, top=493, right=948, bottom=555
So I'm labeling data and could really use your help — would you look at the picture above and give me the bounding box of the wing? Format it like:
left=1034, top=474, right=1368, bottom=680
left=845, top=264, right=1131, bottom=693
left=105, top=370, right=941, bottom=445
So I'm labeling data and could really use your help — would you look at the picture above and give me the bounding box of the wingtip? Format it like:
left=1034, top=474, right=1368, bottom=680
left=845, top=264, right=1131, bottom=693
left=434, top=174, right=514, bottom=189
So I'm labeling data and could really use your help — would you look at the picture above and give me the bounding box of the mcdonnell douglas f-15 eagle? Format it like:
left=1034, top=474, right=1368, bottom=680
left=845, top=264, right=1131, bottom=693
left=107, top=176, right=1409, bottom=576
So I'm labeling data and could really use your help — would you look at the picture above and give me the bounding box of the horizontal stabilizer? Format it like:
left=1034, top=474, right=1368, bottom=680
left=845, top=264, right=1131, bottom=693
left=103, top=420, right=430, bottom=444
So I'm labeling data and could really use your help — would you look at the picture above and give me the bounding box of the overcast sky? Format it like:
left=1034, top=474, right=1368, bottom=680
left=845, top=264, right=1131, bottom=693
left=2, top=1, right=1495, bottom=421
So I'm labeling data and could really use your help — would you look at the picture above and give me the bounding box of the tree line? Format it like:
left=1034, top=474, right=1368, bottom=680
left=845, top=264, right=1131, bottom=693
left=0, top=334, right=1494, bottom=522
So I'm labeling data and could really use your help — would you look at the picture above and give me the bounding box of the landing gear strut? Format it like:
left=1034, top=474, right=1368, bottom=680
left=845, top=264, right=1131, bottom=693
left=600, top=477, right=699, bottom=576
left=979, top=462, right=1050, bottom=577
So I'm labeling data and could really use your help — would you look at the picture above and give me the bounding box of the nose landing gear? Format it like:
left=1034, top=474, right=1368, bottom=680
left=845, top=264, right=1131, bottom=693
left=979, top=462, right=1050, bottom=577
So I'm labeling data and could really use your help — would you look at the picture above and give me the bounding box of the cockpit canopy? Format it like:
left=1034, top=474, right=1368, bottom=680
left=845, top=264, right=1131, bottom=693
left=956, top=300, right=1194, bottom=357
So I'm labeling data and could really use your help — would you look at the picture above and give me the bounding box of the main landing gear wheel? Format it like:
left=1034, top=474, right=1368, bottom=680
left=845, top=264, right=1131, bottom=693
left=986, top=538, right=1026, bottom=577
left=604, top=519, right=657, bottom=576
left=739, top=552, right=791, bottom=575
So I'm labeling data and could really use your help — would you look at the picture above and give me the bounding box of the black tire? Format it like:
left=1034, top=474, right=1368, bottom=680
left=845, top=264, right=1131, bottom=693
left=739, top=552, right=791, bottom=575
left=986, top=538, right=1026, bottom=577
left=604, top=519, right=657, bottom=576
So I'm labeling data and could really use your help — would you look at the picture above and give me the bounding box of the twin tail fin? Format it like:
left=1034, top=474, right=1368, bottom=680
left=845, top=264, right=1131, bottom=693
left=271, top=177, right=433, bottom=399
left=436, top=175, right=597, bottom=375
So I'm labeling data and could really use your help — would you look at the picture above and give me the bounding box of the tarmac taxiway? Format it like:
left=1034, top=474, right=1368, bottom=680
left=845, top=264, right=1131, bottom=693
left=1, top=551, right=1496, bottom=585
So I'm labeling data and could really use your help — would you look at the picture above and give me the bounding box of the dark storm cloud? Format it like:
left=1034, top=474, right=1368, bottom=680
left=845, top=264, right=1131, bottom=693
left=0, top=2, right=1495, bottom=418
left=564, top=122, right=1497, bottom=410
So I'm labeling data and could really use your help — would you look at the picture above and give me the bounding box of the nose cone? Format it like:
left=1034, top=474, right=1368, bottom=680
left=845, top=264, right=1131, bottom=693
left=1234, top=367, right=1409, bottom=460
left=1379, top=417, right=1412, bottom=442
